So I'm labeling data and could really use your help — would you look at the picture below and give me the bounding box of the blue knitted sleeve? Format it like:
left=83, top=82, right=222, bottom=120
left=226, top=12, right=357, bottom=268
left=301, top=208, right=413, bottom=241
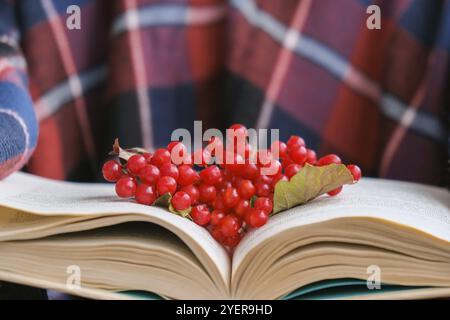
left=0, top=2, right=38, bottom=180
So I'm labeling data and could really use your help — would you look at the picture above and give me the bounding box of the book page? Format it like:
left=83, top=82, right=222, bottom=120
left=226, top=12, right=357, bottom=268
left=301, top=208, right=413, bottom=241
left=0, top=172, right=230, bottom=288
left=233, top=178, right=450, bottom=274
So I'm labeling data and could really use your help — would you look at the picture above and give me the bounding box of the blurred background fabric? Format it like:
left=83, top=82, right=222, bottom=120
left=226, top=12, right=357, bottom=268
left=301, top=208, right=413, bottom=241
left=0, top=0, right=449, bottom=185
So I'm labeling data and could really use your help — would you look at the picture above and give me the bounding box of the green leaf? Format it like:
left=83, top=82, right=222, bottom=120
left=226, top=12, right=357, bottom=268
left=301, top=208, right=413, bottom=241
left=169, top=203, right=192, bottom=220
left=272, top=163, right=354, bottom=215
left=154, top=193, right=172, bottom=207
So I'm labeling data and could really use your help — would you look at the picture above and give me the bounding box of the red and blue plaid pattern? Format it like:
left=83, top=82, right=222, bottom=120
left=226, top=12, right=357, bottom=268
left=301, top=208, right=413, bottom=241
left=0, top=0, right=448, bottom=186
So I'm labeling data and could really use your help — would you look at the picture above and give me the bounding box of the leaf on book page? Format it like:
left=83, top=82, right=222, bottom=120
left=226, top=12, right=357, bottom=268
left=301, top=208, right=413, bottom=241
left=154, top=193, right=192, bottom=220
left=110, top=138, right=149, bottom=161
left=272, top=163, right=354, bottom=215
left=154, top=193, right=171, bottom=207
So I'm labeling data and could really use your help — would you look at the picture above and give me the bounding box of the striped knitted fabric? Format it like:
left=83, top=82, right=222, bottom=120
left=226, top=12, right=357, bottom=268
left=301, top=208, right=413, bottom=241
left=0, top=0, right=448, bottom=186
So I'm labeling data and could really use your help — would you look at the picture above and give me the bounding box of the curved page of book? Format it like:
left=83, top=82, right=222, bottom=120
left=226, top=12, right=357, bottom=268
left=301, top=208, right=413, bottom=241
left=231, top=178, right=450, bottom=299
left=0, top=173, right=231, bottom=299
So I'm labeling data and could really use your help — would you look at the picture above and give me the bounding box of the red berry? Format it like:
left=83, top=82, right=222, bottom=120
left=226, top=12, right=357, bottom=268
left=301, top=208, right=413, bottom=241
left=171, top=191, right=192, bottom=211
left=135, top=184, right=156, bottom=205
left=115, top=176, right=137, bottom=198
left=181, top=184, right=200, bottom=205
left=287, top=135, right=305, bottom=150
left=143, top=152, right=153, bottom=163
left=102, top=160, right=122, bottom=182
left=285, top=163, right=301, bottom=179
left=212, top=194, right=227, bottom=211
left=246, top=208, right=268, bottom=228
left=327, top=186, right=343, bottom=196
left=271, top=140, right=288, bottom=159
left=237, top=179, right=256, bottom=199
left=151, top=148, right=171, bottom=167
left=255, top=182, right=271, bottom=197
left=223, top=234, right=241, bottom=248
left=317, top=154, right=342, bottom=166
left=271, top=173, right=288, bottom=187
left=223, top=187, right=240, bottom=208
left=241, top=163, right=259, bottom=180
left=190, top=205, right=211, bottom=226
left=211, top=226, right=225, bottom=243
left=305, top=149, right=317, bottom=164
left=235, top=199, right=250, bottom=219
left=127, top=154, right=147, bottom=175
left=210, top=210, right=226, bottom=227
left=347, top=164, right=362, bottom=182
left=220, top=215, right=241, bottom=237
left=159, top=163, right=179, bottom=181
left=178, top=165, right=200, bottom=186
left=289, top=146, right=307, bottom=165
left=254, top=175, right=272, bottom=186
left=156, top=176, right=177, bottom=195
left=139, top=164, right=160, bottom=185
left=198, top=184, right=217, bottom=204
left=254, top=197, right=273, bottom=214
left=200, top=165, right=222, bottom=185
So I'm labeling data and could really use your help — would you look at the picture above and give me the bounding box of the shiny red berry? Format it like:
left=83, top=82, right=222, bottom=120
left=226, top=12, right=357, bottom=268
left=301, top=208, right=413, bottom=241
left=223, top=187, right=240, bottom=208
left=159, top=163, right=179, bottom=181
left=327, top=186, right=343, bottom=196
left=127, top=154, right=147, bottom=175
left=289, top=146, right=307, bottom=165
left=115, top=176, right=136, bottom=198
left=255, top=182, right=271, bottom=197
left=171, top=191, right=192, bottom=211
left=287, top=135, right=305, bottom=150
left=223, top=234, right=241, bottom=248
left=305, top=149, right=317, bottom=164
left=241, top=163, right=259, bottom=180
left=178, top=164, right=200, bottom=186
left=210, top=210, right=226, bottom=227
left=102, top=160, right=122, bottom=182
left=198, top=184, right=217, bottom=204
left=151, top=148, right=171, bottom=167
left=190, top=205, right=211, bottom=226
left=285, top=163, right=301, bottom=179
left=135, top=184, right=156, bottom=205
left=237, top=179, right=255, bottom=199
left=220, top=215, right=241, bottom=237
left=317, top=154, right=342, bottom=166
left=235, top=199, right=250, bottom=219
left=254, top=197, right=273, bottom=214
left=181, top=184, right=200, bottom=205
left=347, top=164, right=361, bottom=182
left=156, top=176, right=177, bottom=195
left=200, top=165, right=222, bottom=185
left=139, top=164, right=160, bottom=185
left=246, top=208, right=268, bottom=228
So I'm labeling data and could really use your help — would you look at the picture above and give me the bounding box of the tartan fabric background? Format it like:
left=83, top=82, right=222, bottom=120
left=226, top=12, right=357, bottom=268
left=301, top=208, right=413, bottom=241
left=0, top=0, right=449, bottom=186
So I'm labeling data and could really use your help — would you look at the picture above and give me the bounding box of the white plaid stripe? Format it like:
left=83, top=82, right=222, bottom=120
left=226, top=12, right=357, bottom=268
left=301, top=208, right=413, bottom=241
left=41, top=0, right=98, bottom=167
left=231, top=0, right=446, bottom=142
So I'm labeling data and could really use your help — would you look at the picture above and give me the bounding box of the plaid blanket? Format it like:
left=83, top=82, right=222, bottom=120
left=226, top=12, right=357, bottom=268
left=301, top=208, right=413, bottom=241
left=0, top=0, right=448, bottom=185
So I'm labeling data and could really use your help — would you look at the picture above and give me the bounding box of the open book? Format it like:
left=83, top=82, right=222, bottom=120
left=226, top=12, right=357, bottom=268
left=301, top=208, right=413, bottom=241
left=0, top=172, right=449, bottom=300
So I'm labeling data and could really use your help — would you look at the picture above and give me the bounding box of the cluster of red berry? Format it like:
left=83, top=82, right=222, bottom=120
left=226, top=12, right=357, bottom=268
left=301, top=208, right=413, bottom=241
left=102, top=124, right=361, bottom=249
